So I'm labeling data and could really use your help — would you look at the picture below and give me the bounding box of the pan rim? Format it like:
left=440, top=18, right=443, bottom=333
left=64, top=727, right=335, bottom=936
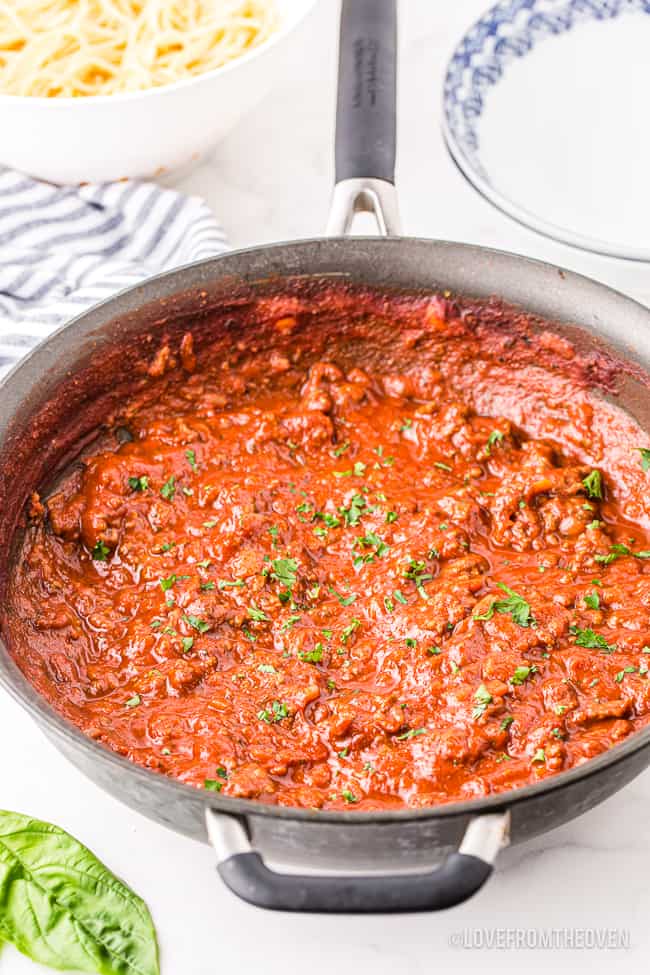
left=2, top=234, right=650, bottom=827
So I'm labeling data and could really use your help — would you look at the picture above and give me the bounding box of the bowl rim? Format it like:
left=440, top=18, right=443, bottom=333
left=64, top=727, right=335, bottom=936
left=0, top=0, right=318, bottom=108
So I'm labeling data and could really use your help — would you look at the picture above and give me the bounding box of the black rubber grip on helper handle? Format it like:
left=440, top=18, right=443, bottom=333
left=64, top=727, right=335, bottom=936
left=217, top=851, right=492, bottom=913
left=335, top=0, right=397, bottom=184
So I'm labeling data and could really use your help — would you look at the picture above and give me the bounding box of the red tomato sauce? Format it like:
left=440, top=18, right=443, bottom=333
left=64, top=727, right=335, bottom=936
left=6, top=288, right=650, bottom=810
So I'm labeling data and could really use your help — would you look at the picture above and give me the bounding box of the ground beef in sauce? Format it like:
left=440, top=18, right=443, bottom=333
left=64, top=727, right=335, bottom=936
left=6, top=297, right=650, bottom=811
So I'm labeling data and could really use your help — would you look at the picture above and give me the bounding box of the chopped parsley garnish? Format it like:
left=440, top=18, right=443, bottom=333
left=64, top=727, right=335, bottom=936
left=181, top=637, right=194, bottom=653
left=384, top=594, right=394, bottom=613
left=218, top=578, right=244, bottom=590
left=405, top=637, right=417, bottom=649
left=403, top=558, right=433, bottom=598
left=532, top=748, right=546, bottom=764
left=570, top=625, right=616, bottom=652
left=247, top=605, right=270, bottom=623
left=204, top=779, right=223, bottom=792
left=182, top=614, right=210, bottom=633
left=638, top=447, right=650, bottom=472
left=615, top=666, right=637, bottom=683
left=258, top=700, right=289, bottom=723
left=281, top=614, right=301, bottom=631
left=128, top=475, right=149, bottom=492
left=396, top=728, right=426, bottom=741
left=332, top=440, right=350, bottom=457
left=161, top=541, right=176, bottom=552
left=386, top=510, right=398, bottom=524
left=334, top=461, right=366, bottom=478
left=159, top=574, right=177, bottom=592
left=499, top=715, right=514, bottom=732
left=339, top=493, right=366, bottom=527
left=200, top=581, right=215, bottom=591
left=474, top=583, right=533, bottom=628
left=393, top=589, right=408, bottom=605
left=341, top=789, right=358, bottom=803
left=270, top=557, right=298, bottom=592
left=582, top=470, right=603, bottom=499
left=268, top=525, right=279, bottom=547
left=353, top=531, right=389, bottom=566
left=400, top=418, right=413, bottom=432
left=299, top=644, right=324, bottom=664
left=185, top=448, right=198, bottom=472
left=329, top=586, right=358, bottom=606
left=258, top=664, right=278, bottom=674
left=203, top=519, right=218, bottom=528
left=125, top=695, right=141, bottom=708
left=322, top=513, right=342, bottom=528
left=91, top=540, right=110, bottom=561
left=341, top=618, right=361, bottom=643
left=595, top=543, right=631, bottom=565
left=434, top=461, right=452, bottom=472
left=160, top=475, right=176, bottom=501
left=472, top=684, right=493, bottom=720
left=485, top=430, right=504, bottom=456
left=510, top=665, right=536, bottom=685
left=427, top=646, right=441, bottom=656
left=595, top=543, right=650, bottom=565
left=584, top=590, right=600, bottom=610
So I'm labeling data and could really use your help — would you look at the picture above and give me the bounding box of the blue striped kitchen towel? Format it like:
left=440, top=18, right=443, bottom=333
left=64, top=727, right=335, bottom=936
left=0, top=166, right=229, bottom=375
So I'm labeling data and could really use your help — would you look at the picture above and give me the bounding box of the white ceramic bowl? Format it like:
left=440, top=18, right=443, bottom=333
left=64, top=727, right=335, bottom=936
left=0, top=0, right=317, bottom=185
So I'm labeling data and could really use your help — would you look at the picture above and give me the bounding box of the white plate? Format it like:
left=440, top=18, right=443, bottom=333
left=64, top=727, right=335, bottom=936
left=443, top=0, right=650, bottom=260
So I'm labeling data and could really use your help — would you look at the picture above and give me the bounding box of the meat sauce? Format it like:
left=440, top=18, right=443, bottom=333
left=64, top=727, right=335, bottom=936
left=7, top=289, right=650, bottom=810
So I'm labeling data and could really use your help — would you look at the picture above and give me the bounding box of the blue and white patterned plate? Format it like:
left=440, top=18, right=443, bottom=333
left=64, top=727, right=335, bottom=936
left=443, top=0, right=650, bottom=260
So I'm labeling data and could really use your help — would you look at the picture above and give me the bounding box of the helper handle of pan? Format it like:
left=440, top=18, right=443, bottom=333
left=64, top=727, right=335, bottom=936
left=207, top=809, right=509, bottom=913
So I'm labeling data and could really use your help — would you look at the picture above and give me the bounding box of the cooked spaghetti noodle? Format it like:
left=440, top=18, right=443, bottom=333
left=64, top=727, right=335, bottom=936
left=0, top=0, right=279, bottom=97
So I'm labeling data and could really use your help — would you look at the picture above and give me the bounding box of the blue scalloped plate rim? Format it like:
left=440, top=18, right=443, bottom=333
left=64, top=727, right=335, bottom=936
left=442, top=0, right=650, bottom=261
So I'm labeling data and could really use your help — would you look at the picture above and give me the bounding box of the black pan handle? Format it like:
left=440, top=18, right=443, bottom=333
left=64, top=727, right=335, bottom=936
left=326, top=0, right=401, bottom=236
left=335, top=0, right=397, bottom=184
left=207, top=810, right=509, bottom=913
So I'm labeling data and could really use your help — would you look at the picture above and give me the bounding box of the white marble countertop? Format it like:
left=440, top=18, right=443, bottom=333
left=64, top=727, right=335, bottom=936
left=4, top=1, right=650, bottom=972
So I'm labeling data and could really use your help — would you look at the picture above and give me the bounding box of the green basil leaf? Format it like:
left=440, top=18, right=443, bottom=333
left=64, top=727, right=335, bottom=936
left=0, top=810, right=159, bottom=975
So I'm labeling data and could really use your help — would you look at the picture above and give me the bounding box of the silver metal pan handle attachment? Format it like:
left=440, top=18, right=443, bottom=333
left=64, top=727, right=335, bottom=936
left=326, top=0, right=402, bottom=237
left=207, top=809, right=510, bottom=913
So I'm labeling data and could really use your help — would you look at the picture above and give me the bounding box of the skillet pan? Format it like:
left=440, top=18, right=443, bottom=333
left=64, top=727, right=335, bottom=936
left=2, top=0, right=650, bottom=913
